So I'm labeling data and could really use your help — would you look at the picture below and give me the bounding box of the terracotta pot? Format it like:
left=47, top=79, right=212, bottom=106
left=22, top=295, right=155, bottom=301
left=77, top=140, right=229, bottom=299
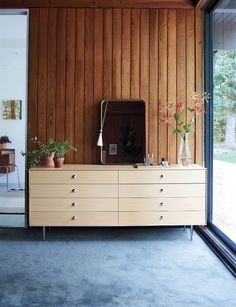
left=54, top=157, right=65, bottom=168
left=40, top=154, right=55, bottom=168
left=0, top=143, right=7, bottom=149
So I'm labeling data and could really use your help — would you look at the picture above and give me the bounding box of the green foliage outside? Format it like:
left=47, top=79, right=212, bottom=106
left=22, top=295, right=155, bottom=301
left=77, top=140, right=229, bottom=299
left=213, top=51, right=236, bottom=144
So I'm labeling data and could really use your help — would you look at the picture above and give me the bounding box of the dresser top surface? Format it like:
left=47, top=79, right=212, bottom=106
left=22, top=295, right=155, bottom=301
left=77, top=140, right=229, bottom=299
left=30, top=164, right=206, bottom=171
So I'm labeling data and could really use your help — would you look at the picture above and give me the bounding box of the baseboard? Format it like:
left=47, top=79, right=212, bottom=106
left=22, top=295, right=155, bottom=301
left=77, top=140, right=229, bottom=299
left=196, top=226, right=236, bottom=277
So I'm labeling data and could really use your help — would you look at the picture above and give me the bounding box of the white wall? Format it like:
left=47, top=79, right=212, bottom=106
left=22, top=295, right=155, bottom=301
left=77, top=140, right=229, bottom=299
left=0, top=15, right=27, bottom=189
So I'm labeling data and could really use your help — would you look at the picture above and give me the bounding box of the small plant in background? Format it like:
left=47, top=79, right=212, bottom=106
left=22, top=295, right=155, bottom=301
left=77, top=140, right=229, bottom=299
left=0, top=135, right=11, bottom=144
left=121, top=127, right=142, bottom=163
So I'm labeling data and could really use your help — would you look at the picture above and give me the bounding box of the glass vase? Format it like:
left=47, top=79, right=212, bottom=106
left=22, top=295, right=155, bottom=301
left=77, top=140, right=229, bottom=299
left=177, top=133, right=192, bottom=166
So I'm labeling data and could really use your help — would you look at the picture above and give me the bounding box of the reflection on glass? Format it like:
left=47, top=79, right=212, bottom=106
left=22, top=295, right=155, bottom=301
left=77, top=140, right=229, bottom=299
left=101, top=100, right=145, bottom=164
left=213, top=3, right=236, bottom=242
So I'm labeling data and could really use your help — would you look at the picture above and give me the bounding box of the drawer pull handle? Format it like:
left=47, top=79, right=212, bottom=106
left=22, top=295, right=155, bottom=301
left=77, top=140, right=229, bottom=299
left=72, top=189, right=77, bottom=193
left=72, top=202, right=77, bottom=207
left=160, top=174, right=164, bottom=178
left=72, top=216, right=77, bottom=220
left=160, top=202, right=164, bottom=206
left=160, top=188, right=164, bottom=192
left=160, top=216, right=164, bottom=220
left=72, top=174, right=77, bottom=179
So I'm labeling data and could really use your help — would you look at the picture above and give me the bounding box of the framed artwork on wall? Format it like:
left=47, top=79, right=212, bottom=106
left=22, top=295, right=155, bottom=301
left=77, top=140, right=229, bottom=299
left=2, top=100, right=22, bottom=120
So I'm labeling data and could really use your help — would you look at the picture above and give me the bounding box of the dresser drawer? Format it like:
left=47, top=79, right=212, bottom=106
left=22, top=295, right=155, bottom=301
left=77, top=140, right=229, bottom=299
left=30, top=185, right=118, bottom=198
left=119, top=184, right=205, bottom=198
left=30, top=170, right=118, bottom=184
left=119, top=170, right=206, bottom=184
left=119, top=211, right=206, bottom=226
left=119, top=198, right=205, bottom=211
left=30, top=212, right=118, bottom=226
left=30, top=198, right=118, bottom=212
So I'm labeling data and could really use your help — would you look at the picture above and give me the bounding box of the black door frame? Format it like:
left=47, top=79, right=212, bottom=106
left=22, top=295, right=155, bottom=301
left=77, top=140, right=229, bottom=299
left=204, top=0, right=236, bottom=255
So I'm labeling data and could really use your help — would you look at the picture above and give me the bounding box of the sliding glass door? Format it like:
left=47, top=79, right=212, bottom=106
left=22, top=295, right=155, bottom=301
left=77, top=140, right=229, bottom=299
left=207, top=0, right=236, bottom=248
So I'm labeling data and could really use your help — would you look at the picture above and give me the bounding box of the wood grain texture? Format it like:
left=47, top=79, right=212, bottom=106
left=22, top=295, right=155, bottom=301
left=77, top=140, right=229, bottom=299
left=94, top=9, right=104, bottom=162
left=176, top=9, right=186, bottom=158
left=74, top=9, right=85, bottom=163
left=37, top=8, right=48, bottom=144
left=186, top=9, right=195, bottom=161
left=55, top=8, right=66, bottom=142
left=28, top=7, right=204, bottom=164
left=0, top=0, right=194, bottom=9
left=84, top=9, right=95, bottom=163
left=47, top=9, right=57, bottom=141
left=28, top=9, right=39, bottom=150
left=167, top=9, right=177, bottom=163
left=195, top=9, right=204, bottom=165
left=149, top=9, right=158, bottom=160
left=65, top=9, right=76, bottom=163
left=121, top=9, right=131, bottom=99
left=140, top=9, right=149, bottom=155
left=158, top=9, right=168, bottom=160
left=131, top=9, right=140, bottom=99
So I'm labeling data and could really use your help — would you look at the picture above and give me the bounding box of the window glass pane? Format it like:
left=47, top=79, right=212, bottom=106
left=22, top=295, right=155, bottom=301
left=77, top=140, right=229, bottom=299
left=212, top=3, right=236, bottom=242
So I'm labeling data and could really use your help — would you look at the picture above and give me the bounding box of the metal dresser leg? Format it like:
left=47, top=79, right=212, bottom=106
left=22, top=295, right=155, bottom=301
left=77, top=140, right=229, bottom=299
left=42, top=226, right=46, bottom=241
left=190, top=225, right=193, bottom=241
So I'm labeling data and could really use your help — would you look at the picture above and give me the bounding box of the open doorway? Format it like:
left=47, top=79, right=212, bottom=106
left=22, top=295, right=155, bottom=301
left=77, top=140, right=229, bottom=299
left=0, top=10, right=28, bottom=227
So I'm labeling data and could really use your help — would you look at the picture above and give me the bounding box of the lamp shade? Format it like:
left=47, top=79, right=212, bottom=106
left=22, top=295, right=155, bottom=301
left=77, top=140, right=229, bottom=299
left=97, top=130, right=103, bottom=147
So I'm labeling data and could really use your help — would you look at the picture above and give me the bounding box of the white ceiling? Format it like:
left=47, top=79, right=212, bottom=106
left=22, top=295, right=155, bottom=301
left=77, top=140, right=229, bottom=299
left=0, top=15, right=27, bottom=69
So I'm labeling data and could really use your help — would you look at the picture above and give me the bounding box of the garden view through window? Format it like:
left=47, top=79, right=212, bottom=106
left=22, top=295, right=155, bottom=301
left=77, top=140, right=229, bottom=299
left=213, top=2, right=236, bottom=243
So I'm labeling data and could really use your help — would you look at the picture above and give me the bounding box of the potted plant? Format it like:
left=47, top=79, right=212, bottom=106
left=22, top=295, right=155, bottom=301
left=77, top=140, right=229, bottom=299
left=0, top=135, right=11, bottom=149
left=51, top=140, right=77, bottom=168
left=21, top=137, right=55, bottom=168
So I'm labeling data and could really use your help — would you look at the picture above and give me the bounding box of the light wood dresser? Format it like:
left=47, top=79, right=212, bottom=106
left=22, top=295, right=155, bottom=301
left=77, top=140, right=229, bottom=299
left=29, top=164, right=206, bottom=240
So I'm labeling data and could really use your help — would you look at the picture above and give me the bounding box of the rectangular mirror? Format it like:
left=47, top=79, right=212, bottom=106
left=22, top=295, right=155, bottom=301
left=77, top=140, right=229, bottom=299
left=99, top=100, right=145, bottom=164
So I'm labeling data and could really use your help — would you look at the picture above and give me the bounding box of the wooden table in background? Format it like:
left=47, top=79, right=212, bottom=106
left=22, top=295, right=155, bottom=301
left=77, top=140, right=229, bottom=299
left=0, top=149, right=15, bottom=173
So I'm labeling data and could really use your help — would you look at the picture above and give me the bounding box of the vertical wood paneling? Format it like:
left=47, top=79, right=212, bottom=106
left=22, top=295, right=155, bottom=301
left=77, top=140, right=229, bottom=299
left=94, top=9, right=104, bottom=162
left=131, top=9, right=140, bottom=99
left=65, top=9, right=76, bottom=163
left=113, top=8, right=121, bottom=99
left=177, top=9, right=186, bottom=157
left=103, top=9, right=112, bottom=99
left=158, top=9, right=168, bottom=160
left=74, top=8, right=85, bottom=163
left=167, top=9, right=177, bottom=163
left=47, top=9, right=57, bottom=141
left=28, top=9, right=39, bottom=150
left=28, top=7, right=204, bottom=165
left=84, top=9, right=94, bottom=163
left=140, top=9, right=149, bottom=154
left=37, top=8, right=48, bottom=144
left=149, top=9, right=158, bottom=160
left=186, top=9, right=195, bottom=161
left=121, top=9, right=131, bottom=99
left=56, top=8, right=66, bottom=142
left=195, top=9, right=203, bottom=165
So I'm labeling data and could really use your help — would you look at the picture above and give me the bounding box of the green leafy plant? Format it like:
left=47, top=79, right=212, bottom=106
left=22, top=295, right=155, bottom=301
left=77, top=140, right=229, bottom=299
left=21, top=137, right=55, bottom=167
left=51, top=140, right=77, bottom=158
left=120, top=126, right=142, bottom=163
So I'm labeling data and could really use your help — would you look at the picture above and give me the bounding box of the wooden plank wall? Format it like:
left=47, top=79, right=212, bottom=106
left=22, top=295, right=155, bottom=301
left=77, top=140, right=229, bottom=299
left=28, top=8, right=203, bottom=164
